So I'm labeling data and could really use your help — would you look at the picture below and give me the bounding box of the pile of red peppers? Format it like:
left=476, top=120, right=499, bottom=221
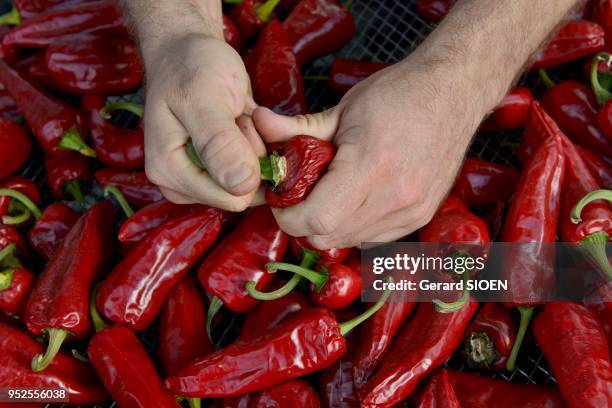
left=0, top=0, right=610, bottom=407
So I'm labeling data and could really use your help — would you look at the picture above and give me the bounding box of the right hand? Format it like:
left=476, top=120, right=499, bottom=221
left=142, top=34, right=265, bottom=211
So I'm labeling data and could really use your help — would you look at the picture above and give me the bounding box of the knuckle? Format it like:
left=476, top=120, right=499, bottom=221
left=306, top=211, right=338, bottom=236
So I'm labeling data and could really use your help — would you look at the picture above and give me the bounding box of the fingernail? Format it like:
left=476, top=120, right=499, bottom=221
left=225, top=164, right=254, bottom=189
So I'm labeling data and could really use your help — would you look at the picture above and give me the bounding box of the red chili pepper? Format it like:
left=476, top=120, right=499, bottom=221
left=251, top=380, right=320, bottom=407
left=223, top=15, right=243, bottom=51
left=283, top=0, right=355, bottom=66
left=0, top=119, right=30, bottom=179
left=519, top=101, right=562, bottom=164
left=597, top=99, right=612, bottom=136
left=0, top=58, right=94, bottom=158
left=0, top=225, right=29, bottom=258
left=11, top=51, right=54, bottom=88
left=0, top=322, right=109, bottom=404
left=319, top=334, right=359, bottom=408
left=445, top=369, right=565, bottom=408
left=0, top=175, right=40, bottom=228
left=0, top=0, right=95, bottom=22
left=532, top=20, right=605, bottom=70
left=199, top=205, right=289, bottom=319
left=358, top=300, right=478, bottom=407
left=0, top=87, right=20, bottom=119
left=95, top=168, right=163, bottom=208
left=45, top=155, right=92, bottom=205
left=247, top=21, right=305, bottom=115
left=534, top=302, right=612, bottom=408
left=97, top=206, right=222, bottom=331
left=88, top=325, right=180, bottom=408
left=290, top=236, right=350, bottom=265
left=591, top=0, right=612, bottom=46
left=578, top=145, right=612, bottom=189
left=415, top=0, right=456, bottom=24
left=541, top=80, right=612, bottom=158
left=44, top=35, right=142, bottom=95
left=463, top=303, right=516, bottom=371
left=451, top=158, right=520, bottom=208
left=28, top=202, right=79, bottom=261
left=481, top=87, right=534, bottom=132
left=417, top=369, right=460, bottom=408
left=585, top=283, right=612, bottom=354
left=501, top=134, right=565, bottom=371
left=0, top=242, right=34, bottom=317
left=260, top=135, right=336, bottom=208
left=82, top=96, right=145, bottom=170
left=328, top=58, right=390, bottom=96
left=230, top=0, right=280, bottom=43
left=23, top=200, right=114, bottom=372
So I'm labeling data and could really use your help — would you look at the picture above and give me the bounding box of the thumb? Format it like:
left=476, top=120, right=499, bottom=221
left=252, top=106, right=341, bottom=143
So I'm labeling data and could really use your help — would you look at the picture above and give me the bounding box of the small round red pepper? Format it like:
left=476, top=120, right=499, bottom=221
left=480, top=87, right=534, bottom=132
left=451, top=158, right=520, bottom=208
left=0, top=243, right=34, bottom=317
left=0, top=119, right=31, bottom=180
left=415, top=0, right=456, bottom=23
left=27, top=202, right=79, bottom=261
left=0, top=176, right=41, bottom=228
left=44, top=155, right=92, bottom=205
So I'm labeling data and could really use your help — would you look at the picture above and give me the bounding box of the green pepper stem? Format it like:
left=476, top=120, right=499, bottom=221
left=571, top=189, right=612, bottom=223
left=580, top=231, right=612, bottom=279
left=2, top=208, right=31, bottom=225
left=31, top=328, right=71, bottom=371
left=0, top=268, right=14, bottom=291
left=303, top=75, right=331, bottom=81
left=57, top=126, right=96, bottom=158
left=505, top=305, right=534, bottom=371
left=103, top=185, right=134, bottom=218
left=339, top=278, right=391, bottom=336
left=265, top=262, right=328, bottom=291
left=186, top=138, right=205, bottom=170
left=0, top=188, right=42, bottom=220
left=538, top=69, right=555, bottom=90
left=0, top=5, right=21, bottom=25
left=90, top=284, right=107, bottom=333
left=63, top=180, right=87, bottom=208
left=591, top=52, right=612, bottom=106
left=259, top=152, right=287, bottom=189
left=186, top=397, right=201, bottom=408
left=255, top=0, right=281, bottom=23
left=206, top=296, right=223, bottom=349
left=99, top=101, right=144, bottom=119
left=0, top=243, right=21, bottom=269
left=433, top=271, right=470, bottom=313
left=71, top=349, right=90, bottom=363
left=223, top=0, right=243, bottom=3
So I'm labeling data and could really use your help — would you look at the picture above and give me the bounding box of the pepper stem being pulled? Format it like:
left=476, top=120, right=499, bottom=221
left=591, top=52, right=612, bottom=106
left=206, top=296, right=223, bottom=348
left=0, top=268, right=14, bottom=291
left=0, top=5, right=21, bottom=25
left=505, top=305, right=534, bottom=371
left=104, top=185, right=134, bottom=218
left=259, top=152, right=287, bottom=189
left=186, top=138, right=205, bottom=170
left=255, top=0, right=281, bottom=23
left=31, top=328, right=71, bottom=371
left=433, top=271, right=470, bottom=313
left=265, top=261, right=328, bottom=292
left=339, top=278, right=392, bottom=336
left=58, top=126, right=96, bottom=158
left=0, top=188, right=42, bottom=220
left=90, top=284, right=108, bottom=333
left=99, top=100, right=144, bottom=119
left=464, top=331, right=499, bottom=370
left=538, top=69, right=555, bottom=90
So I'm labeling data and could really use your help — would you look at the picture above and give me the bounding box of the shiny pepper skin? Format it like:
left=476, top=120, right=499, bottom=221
left=44, top=155, right=92, bottom=200
left=0, top=225, right=29, bottom=258
left=590, top=0, right=612, bottom=46
left=329, top=58, right=390, bottom=96
left=417, top=370, right=460, bottom=408
left=28, top=202, right=79, bottom=261
left=415, top=0, right=456, bottom=23
left=250, top=380, right=321, bottom=407
left=480, top=87, right=534, bottom=132
left=0, top=120, right=30, bottom=180
left=223, top=15, right=243, bottom=51
left=95, top=169, right=163, bottom=208
left=311, top=263, right=361, bottom=310
left=451, top=158, right=520, bottom=208
left=0, top=175, right=40, bottom=228
left=0, top=267, right=35, bottom=317
left=575, top=145, right=612, bottom=189
left=597, top=99, right=612, bottom=139
left=290, top=236, right=350, bottom=265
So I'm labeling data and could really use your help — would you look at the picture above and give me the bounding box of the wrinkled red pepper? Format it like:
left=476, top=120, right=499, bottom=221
left=533, top=302, right=612, bottom=408
left=328, top=58, right=390, bottom=96
left=415, top=0, right=456, bottom=24
left=463, top=303, right=516, bottom=371
left=319, top=333, right=359, bottom=408
left=223, top=15, right=243, bottom=51
left=358, top=300, right=478, bottom=407
left=247, top=21, right=305, bottom=115
left=576, top=145, right=612, bottom=189
left=45, top=155, right=92, bottom=204
left=0, top=175, right=40, bottom=228
left=95, top=168, right=163, bottom=208
left=0, top=118, right=30, bottom=179
left=283, top=0, right=355, bottom=66
left=12, top=51, right=54, bottom=88
left=481, top=87, right=534, bottom=132
left=0, top=322, right=109, bottom=404
left=532, top=20, right=605, bottom=70
left=0, top=242, right=34, bottom=317
left=0, top=58, right=94, bottom=158
left=23, top=200, right=114, bottom=371
left=229, top=0, right=280, bottom=42
left=251, top=380, right=320, bottom=407
left=590, top=0, right=612, bottom=46
left=0, top=225, right=29, bottom=258
left=45, top=35, right=143, bottom=94
left=97, top=206, right=222, bottom=331
left=260, top=135, right=336, bottom=208
left=417, top=369, right=460, bottom=408
left=0, top=0, right=94, bottom=22
left=28, top=202, right=79, bottom=261
left=451, top=158, right=520, bottom=208
left=519, top=101, right=563, bottom=164
left=88, top=325, right=180, bottom=408
left=82, top=96, right=145, bottom=170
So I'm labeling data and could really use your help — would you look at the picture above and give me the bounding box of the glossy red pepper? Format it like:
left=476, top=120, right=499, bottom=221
left=445, top=369, right=565, bottom=408
left=0, top=87, right=20, bottom=119
left=251, top=380, right=320, bottom=407
left=12, top=51, right=54, bottom=88
left=451, top=158, right=520, bottom=208
left=501, top=134, right=565, bottom=371
left=0, top=0, right=95, bottom=22
left=358, top=300, right=478, bottom=407
left=283, top=0, right=355, bottom=66
left=415, top=0, right=455, bottom=24
left=0, top=225, right=29, bottom=258
left=88, top=325, right=180, bottom=408
left=590, top=0, right=612, bottom=46
left=23, top=200, right=114, bottom=372
left=541, top=80, right=612, bottom=158
left=519, top=101, right=562, bottom=164
left=229, top=0, right=280, bottom=43
left=576, top=146, right=612, bottom=189
left=532, top=20, right=605, bottom=70
left=199, top=205, right=289, bottom=315
left=0, top=175, right=41, bottom=228
left=0, top=119, right=30, bottom=179
left=0, top=242, right=34, bottom=317
left=223, top=15, right=243, bottom=51
left=481, top=87, right=534, bottom=132
left=463, top=303, right=516, bottom=371
left=247, top=21, right=305, bottom=115
left=97, top=206, right=222, bottom=331
left=328, top=58, right=390, bottom=96
left=260, top=135, right=336, bottom=208
left=0, top=323, right=109, bottom=404
left=290, top=236, right=350, bottom=265
left=0, top=58, right=94, bottom=158
left=417, top=369, right=460, bottom=408
left=28, top=202, right=79, bottom=261
left=585, top=282, right=612, bottom=354
left=597, top=99, right=612, bottom=137
left=45, top=35, right=142, bottom=94
left=82, top=96, right=145, bottom=170
left=533, top=302, right=612, bottom=408
left=95, top=168, right=163, bottom=208
left=45, top=154, right=92, bottom=204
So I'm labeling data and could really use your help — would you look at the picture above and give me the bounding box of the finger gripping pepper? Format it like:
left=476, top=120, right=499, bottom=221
left=23, top=200, right=115, bottom=372
left=0, top=119, right=31, bottom=179
left=27, top=202, right=79, bottom=261
left=261, top=135, right=336, bottom=208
